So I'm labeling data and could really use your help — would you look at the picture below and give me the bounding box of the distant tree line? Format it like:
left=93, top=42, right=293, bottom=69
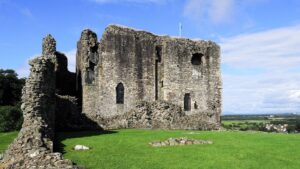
left=0, top=69, right=25, bottom=132
left=222, top=118, right=300, bottom=133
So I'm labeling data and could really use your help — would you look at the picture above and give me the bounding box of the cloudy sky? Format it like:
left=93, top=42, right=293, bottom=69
left=1, top=0, right=300, bottom=114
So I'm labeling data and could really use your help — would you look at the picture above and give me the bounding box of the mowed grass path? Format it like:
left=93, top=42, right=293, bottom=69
left=56, top=129, right=300, bottom=169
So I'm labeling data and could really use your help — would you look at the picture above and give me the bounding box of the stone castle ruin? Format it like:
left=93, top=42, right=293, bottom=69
left=77, top=25, right=222, bottom=129
left=1, top=25, right=222, bottom=168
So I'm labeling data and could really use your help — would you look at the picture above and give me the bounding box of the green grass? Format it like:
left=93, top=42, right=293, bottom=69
left=56, top=129, right=300, bottom=169
left=0, top=131, right=18, bottom=153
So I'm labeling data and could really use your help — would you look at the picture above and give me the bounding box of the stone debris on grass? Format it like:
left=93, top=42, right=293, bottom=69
left=74, top=145, right=90, bottom=151
left=149, top=137, right=213, bottom=147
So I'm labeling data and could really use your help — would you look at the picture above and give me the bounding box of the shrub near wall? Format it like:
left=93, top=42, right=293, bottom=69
left=0, top=106, right=23, bottom=132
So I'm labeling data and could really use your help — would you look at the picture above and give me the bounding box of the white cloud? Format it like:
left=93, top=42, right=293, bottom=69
left=221, top=25, right=300, bottom=114
left=222, top=25, right=300, bottom=70
left=64, top=49, right=76, bottom=73
left=184, top=0, right=235, bottom=24
left=16, top=49, right=77, bottom=78
left=183, top=0, right=269, bottom=25
left=209, top=0, right=234, bottom=24
left=16, top=54, right=39, bottom=78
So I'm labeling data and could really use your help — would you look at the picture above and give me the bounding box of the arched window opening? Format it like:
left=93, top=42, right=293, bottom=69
left=116, top=83, right=124, bottom=104
left=184, top=93, right=191, bottom=111
left=191, top=53, right=203, bottom=65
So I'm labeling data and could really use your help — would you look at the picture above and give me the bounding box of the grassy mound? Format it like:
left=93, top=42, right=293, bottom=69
left=56, top=129, right=300, bottom=169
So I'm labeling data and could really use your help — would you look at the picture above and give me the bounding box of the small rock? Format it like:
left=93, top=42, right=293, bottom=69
left=169, top=138, right=177, bottom=146
left=0, top=153, right=3, bottom=160
left=180, top=140, right=186, bottom=145
left=52, top=152, right=62, bottom=158
left=206, top=141, right=213, bottom=144
left=193, top=140, right=201, bottom=144
left=29, top=150, right=40, bottom=158
left=186, top=140, right=193, bottom=145
left=151, top=141, right=162, bottom=147
left=74, top=145, right=90, bottom=151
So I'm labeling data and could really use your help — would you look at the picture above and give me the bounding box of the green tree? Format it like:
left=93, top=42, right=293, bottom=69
left=0, top=69, right=25, bottom=106
left=295, top=120, right=300, bottom=132
left=0, top=106, right=23, bottom=132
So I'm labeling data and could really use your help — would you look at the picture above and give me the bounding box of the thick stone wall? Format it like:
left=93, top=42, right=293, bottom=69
left=76, top=25, right=222, bottom=128
left=159, top=37, right=222, bottom=124
left=98, top=101, right=219, bottom=130
left=76, top=29, right=99, bottom=117
left=96, top=26, right=157, bottom=117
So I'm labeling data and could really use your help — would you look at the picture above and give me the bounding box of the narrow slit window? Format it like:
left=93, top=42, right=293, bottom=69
left=184, top=93, right=191, bottom=111
left=85, top=61, right=96, bottom=84
left=116, top=83, right=124, bottom=104
left=155, top=46, right=162, bottom=63
left=194, top=101, right=198, bottom=109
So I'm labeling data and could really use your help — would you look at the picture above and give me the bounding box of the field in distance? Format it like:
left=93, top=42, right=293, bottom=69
left=221, top=113, right=300, bottom=132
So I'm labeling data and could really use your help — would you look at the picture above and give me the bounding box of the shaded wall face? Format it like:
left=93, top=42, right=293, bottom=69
left=54, top=52, right=77, bottom=96
left=162, top=40, right=221, bottom=123
left=95, top=31, right=157, bottom=117
left=76, top=30, right=99, bottom=117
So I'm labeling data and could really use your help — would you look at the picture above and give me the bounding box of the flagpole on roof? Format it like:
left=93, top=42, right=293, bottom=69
left=179, top=22, right=182, bottom=37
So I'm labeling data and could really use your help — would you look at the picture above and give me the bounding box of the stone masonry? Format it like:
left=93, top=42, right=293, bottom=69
left=1, top=35, right=79, bottom=169
left=76, top=25, right=222, bottom=129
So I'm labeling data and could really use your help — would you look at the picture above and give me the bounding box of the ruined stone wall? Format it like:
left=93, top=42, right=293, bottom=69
left=99, top=101, right=219, bottom=130
left=160, top=38, right=222, bottom=124
left=76, top=25, right=222, bottom=127
left=76, top=30, right=99, bottom=117
left=1, top=57, right=77, bottom=168
left=77, top=26, right=158, bottom=118
left=96, top=26, right=157, bottom=117
left=1, top=35, right=79, bottom=169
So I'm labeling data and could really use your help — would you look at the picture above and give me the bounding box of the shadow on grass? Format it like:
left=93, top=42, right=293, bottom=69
left=54, top=130, right=118, bottom=154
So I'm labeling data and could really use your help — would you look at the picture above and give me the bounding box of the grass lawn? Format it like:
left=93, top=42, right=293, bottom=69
left=0, top=131, right=18, bottom=153
left=56, top=129, right=300, bottom=169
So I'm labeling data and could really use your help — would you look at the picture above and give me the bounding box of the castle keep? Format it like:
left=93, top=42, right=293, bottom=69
left=77, top=25, right=222, bottom=127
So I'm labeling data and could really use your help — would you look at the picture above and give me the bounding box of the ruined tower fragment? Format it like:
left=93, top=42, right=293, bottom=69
left=1, top=35, right=78, bottom=169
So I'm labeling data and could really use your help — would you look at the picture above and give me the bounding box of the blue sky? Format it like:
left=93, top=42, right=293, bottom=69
left=1, top=0, right=300, bottom=114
